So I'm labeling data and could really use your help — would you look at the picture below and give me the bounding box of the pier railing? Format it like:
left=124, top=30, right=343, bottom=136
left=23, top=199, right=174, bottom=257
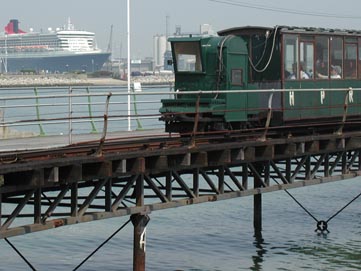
left=0, top=84, right=173, bottom=144
left=0, top=85, right=359, bottom=149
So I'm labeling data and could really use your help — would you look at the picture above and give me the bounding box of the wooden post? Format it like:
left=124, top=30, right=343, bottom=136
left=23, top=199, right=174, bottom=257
left=218, top=166, right=224, bottom=194
left=253, top=163, right=263, bottom=233
left=131, top=213, right=150, bottom=271
left=105, top=178, right=112, bottom=212
left=242, top=164, right=248, bottom=190
left=71, top=182, right=78, bottom=217
left=0, top=193, right=2, bottom=226
left=286, top=158, right=291, bottom=183
left=342, top=152, right=347, bottom=174
left=166, top=171, right=172, bottom=201
left=136, top=174, right=144, bottom=207
left=193, top=168, right=199, bottom=197
left=131, top=173, right=148, bottom=270
left=34, top=188, right=42, bottom=224
left=254, top=189, right=262, bottom=233
left=305, top=156, right=311, bottom=180
left=324, top=154, right=330, bottom=177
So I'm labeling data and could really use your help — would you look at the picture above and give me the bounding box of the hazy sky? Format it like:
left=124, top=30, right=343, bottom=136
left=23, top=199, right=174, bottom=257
left=2, top=0, right=361, bottom=59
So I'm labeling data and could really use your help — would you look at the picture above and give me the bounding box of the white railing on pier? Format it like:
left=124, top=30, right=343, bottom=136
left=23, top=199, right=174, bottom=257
left=0, top=85, right=359, bottom=150
left=0, top=84, right=173, bottom=143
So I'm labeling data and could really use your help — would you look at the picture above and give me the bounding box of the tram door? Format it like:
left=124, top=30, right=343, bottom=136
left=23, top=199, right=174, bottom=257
left=224, top=38, right=248, bottom=122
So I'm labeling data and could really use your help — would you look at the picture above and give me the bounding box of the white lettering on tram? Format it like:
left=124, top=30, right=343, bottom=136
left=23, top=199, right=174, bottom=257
left=320, top=90, right=326, bottom=104
left=289, top=91, right=295, bottom=106
left=349, top=89, right=354, bottom=103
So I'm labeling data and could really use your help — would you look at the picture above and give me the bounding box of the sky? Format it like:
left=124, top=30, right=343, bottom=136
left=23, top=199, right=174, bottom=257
left=1, top=0, right=361, bottom=59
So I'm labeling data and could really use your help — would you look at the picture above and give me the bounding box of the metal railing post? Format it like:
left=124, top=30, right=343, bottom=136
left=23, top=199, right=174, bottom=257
left=68, top=86, right=73, bottom=145
left=0, top=108, right=5, bottom=139
left=132, top=84, right=143, bottom=130
left=190, top=94, right=201, bottom=147
left=259, top=91, right=274, bottom=141
left=33, top=87, right=45, bottom=136
left=86, top=87, right=98, bottom=133
left=95, top=92, right=112, bottom=156
left=336, top=87, right=352, bottom=135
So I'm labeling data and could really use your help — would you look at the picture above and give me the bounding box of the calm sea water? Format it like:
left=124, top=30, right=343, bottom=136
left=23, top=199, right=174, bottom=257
left=0, top=177, right=360, bottom=271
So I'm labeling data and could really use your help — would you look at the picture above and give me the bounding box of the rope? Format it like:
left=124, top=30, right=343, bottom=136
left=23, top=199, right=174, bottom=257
left=326, top=191, right=361, bottom=223
left=281, top=184, right=319, bottom=223
left=249, top=26, right=280, bottom=73
left=272, top=177, right=361, bottom=234
left=4, top=238, right=37, bottom=271
left=72, top=218, right=131, bottom=271
left=272, top=177, right=319, bottom=222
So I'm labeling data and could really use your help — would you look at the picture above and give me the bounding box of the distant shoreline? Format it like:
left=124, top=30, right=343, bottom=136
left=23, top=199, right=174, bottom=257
left=0, top=74, right=174, bottom=87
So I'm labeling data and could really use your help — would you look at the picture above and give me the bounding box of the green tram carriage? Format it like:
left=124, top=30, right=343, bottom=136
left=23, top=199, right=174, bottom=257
left=160, top=26, right=361, bottom=133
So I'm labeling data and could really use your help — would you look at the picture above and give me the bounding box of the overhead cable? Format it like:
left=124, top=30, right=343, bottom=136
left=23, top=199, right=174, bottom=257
left=208, top=0, right=361, bottom=19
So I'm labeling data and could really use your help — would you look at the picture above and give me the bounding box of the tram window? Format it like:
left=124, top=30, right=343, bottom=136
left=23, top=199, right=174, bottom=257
left=283, top=35, right=298, bottom=80
left=345, top=44, right=357, bottom=79
left=330, top=37, right=343, bottom=78
left=299, top=40, right=314, bottom=79
left=346, top=37, right=357, bottom=43
left=315, top=36, right=329, bottom=79
left=231, top=69, right=243, bottom=86
left=358, top=38, right=361, bottom=78
left=173, top=42, right=203, bottom=72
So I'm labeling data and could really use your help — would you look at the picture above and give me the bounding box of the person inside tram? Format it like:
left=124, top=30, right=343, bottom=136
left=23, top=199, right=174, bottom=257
left=300, top=64, right=310, bottom=79
left=287, top=63, right=297, bottom=79
left=316, top=59, right=328, bottom=77
left=288, top=62, right=310, bottom=79
left=330, top=65, right=341, bottom=79
left=317, top=65, right=341, bottom=79
left=344, top=60, right=357, bottom=78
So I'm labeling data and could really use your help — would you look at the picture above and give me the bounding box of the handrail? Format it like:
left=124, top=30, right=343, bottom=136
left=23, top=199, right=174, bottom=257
left=1, top=87, right=361, bottom=101
left=0, top=85, right=359, bottom=146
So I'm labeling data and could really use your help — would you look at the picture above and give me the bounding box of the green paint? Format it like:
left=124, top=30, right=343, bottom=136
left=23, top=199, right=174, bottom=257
left=86, top=87, right=98, bottom=133
left=33, top=87, right=46, bottom=136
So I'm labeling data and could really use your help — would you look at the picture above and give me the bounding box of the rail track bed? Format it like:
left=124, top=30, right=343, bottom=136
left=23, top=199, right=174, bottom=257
left=0, top=117, right=360, bottom=169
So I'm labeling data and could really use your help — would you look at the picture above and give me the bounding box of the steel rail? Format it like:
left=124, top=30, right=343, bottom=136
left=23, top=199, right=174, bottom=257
left=0, top=118, right=360, bottom=165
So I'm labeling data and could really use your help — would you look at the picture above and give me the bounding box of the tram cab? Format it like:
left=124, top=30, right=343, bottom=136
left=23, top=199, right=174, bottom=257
left=160, top=35, right=249, bottom=133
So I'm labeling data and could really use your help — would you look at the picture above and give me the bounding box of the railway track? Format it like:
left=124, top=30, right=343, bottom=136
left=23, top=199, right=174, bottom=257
left=0, top=116, right=360, bottom=166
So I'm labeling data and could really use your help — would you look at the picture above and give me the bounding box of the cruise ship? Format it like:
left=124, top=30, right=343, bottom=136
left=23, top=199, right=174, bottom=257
left=0, top=19, right=110, bottom=73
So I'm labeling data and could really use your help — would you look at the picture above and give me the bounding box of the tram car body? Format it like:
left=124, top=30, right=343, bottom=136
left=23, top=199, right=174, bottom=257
left=159, top=26, right=361, bottom=133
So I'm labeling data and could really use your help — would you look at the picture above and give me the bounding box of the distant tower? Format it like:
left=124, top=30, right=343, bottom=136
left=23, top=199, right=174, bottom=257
left=158, top=36, right=167, bottom=67
left=107, top=24, right=114, bottom=55
left=153, top=15, right=172, bottom=71
left=153, top=35, right=159, bottom=68
left=105, top=24, right=114, bottom=71
left=175, top=25, right=181, bottom=36
left=166, top=15, right=171, bottom=51
left=153, top=35, right=169, bottom=70
left=166, top=15, right=170, bottom=39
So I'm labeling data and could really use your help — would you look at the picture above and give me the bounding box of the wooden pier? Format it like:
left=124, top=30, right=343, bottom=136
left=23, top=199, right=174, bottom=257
left=0, top=129, right=361, bottom=270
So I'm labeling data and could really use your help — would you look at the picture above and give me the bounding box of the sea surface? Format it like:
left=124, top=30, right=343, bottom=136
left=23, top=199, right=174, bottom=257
left=0, top=177, right=360, bottom=271
left=0, top=86, right=360, bottom=270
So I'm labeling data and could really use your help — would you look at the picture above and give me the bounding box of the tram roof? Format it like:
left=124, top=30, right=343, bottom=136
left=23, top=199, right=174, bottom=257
left=218, top=26, right=361, bottom=37
left=218, top=26, right=273, bottom=36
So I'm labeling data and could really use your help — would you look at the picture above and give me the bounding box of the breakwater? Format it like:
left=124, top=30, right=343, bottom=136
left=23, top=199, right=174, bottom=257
left=0, top=74, right=174, bottom=87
